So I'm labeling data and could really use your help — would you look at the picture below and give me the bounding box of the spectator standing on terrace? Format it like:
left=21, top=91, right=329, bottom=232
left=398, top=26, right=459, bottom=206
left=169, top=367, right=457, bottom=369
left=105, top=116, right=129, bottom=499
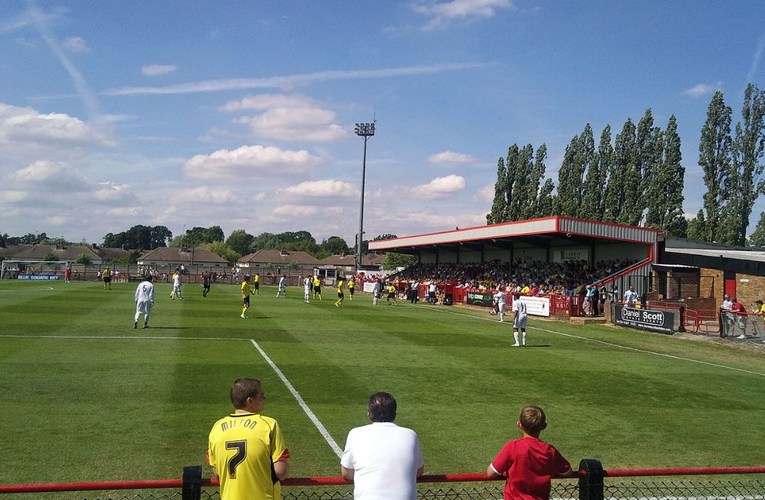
left=720, top=294, right=734, bottom=336
left=208, top=378, right=290, bottom=500
left=753, top=300, right=765, bottom=341
left=133, top=275, right=154, bottom=329
left=341, top=392, right=424, bottom=500
left=586, top=284, right=599, bottom=316
left=730, top=297, right=747, bottom=338
left=487, top=405, right=574, bottom=500
left=512, top=293, right=528, bottom=347
left=428, top=282, right=437, bottom=303
left=623, top=286, right=637, bottom=307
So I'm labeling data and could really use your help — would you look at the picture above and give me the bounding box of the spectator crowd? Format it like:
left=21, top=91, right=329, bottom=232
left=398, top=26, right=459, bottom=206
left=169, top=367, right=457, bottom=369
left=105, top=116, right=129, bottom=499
left=391, top=259, right=634, bottom=296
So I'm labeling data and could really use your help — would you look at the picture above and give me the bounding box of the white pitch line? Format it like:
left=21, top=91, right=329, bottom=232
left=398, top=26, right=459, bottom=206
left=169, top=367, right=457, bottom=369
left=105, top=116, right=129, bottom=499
left=437, top=307, right=765, bottom=377
left=249, top=338, right=344, bottom=458
left=532, top=325, right=765, bottom=378
left=0, top=334, right=251, bottom=341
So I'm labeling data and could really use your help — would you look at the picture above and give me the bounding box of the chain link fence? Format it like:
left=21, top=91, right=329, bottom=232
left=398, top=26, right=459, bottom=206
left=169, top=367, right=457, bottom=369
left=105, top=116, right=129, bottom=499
left=4, top=463, right=765, bottom=500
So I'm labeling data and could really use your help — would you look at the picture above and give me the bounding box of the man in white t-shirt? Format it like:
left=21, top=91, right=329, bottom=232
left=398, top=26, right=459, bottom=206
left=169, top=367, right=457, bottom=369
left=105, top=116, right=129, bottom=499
left=134, top=275, right=155, bottom=329
left=493, top=289, right=507, bottom=322
left=511, top=293, right=528, bottom=347
left=623, top=286, right=637, bottom=307
left=341, top=392, right=424, bottom=499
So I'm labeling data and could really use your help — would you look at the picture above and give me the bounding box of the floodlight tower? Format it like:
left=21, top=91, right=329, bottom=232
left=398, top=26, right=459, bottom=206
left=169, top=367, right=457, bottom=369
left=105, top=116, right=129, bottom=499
left=354, top=122, right=375, bottom=274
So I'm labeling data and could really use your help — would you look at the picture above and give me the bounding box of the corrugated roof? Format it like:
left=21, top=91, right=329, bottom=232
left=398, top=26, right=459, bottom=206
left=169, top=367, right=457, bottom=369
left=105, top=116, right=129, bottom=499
left=369, top=216, right=662, bottom=252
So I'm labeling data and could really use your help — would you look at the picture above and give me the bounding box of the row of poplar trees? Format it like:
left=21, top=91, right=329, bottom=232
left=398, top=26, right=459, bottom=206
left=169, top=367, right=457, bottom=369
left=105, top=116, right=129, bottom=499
left=487, top=83, right=765, bottom=246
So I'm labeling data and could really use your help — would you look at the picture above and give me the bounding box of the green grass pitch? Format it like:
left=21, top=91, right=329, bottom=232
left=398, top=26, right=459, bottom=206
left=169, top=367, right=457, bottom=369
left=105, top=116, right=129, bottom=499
left=1, top=279, right=764, bottom=487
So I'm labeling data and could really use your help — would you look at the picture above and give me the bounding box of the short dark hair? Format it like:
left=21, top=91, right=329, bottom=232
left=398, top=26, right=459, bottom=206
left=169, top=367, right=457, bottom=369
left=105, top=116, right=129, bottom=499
left=367, top=392, right=397, bottom=422
left=230, top=378, right=261, bottom=409
left=519, top=405, right=547, bottom=436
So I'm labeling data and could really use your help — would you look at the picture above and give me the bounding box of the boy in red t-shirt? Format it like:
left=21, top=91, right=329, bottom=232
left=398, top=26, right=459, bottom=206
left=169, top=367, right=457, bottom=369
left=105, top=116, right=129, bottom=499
left=487, top=405, right=576, bottom=500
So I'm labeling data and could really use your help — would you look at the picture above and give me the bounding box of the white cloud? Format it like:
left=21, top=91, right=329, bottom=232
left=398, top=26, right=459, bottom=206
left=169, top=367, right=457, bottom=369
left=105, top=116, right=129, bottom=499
left=92, top=182, right=136, bottom=203
left=408, top=174, right=466, bottom=198
left=370, top=207, right=486, bottom=234
left=62, top=36, right=89, bottom=53
left=11, top=160, right=89, bottom=191
left=474, top=182, right=495, bottom=202
left=0, top=103, right=112, bottom=162
left=272, top=204, right=320, bottom=216
left=46, top=214, right=69, bottom=226
left=427, top=150, right=477, bottom=164
left=0, top=190, right=29, bottom=203
left=105, top=63, right=486, bottom=96
left=142, top=64, right=177, bottom=76
left=173, top=186, right=238, bottom=204
left=278, top=180, right=357, bottom=198
left=223, top=94, right=346, bottom=142
left=414, top=0, right=512, bottom=30
left=107, top=206, right=145, bottom=218
left=683, top=83, right=721, bottom=98
left=183, top=145, right=324, bottom=180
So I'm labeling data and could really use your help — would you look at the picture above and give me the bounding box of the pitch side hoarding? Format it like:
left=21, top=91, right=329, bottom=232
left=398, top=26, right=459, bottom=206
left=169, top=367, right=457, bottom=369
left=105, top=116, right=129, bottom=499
left=614, top=304, right=675, bottom=334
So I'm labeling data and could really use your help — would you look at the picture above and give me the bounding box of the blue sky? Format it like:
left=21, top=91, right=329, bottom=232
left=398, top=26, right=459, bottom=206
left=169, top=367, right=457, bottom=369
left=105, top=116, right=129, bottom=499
left=1, top=1, right=764, bottom=246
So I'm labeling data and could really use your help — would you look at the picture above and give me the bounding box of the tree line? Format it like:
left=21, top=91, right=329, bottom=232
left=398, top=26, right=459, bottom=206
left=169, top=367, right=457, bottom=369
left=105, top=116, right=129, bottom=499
left=487, top=83, right=765, bottom=246
left=1, top=227, right=413, bottom=269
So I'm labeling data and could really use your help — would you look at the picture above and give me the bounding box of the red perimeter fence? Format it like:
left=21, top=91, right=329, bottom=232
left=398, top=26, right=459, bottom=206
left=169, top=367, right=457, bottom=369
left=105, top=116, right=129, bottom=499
left=2, top=461, right=765, bottom=499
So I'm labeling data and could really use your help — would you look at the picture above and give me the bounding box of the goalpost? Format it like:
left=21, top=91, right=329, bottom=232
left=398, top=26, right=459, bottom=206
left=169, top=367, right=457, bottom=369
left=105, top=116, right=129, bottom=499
left=0, top=260, right=72, bottom=280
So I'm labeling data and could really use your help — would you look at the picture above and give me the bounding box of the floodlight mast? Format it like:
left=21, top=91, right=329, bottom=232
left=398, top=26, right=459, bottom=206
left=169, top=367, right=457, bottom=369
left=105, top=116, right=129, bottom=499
left=354, top=122, right=375, bottom=274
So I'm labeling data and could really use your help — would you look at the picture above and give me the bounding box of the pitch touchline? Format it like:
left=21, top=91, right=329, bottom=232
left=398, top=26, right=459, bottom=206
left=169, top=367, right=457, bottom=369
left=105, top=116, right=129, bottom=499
left=440, top=308, right=765, bottom=378
left=0, top=334, right=252, bottom=341
left=249, top=339, right=344, bottom=458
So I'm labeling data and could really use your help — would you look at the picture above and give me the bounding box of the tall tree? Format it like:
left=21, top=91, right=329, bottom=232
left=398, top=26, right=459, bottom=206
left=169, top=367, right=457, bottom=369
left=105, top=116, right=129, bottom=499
left=503, top=145, right=520, bottom=220
left=486, top=157, right=508, bottom=224
left=507, top=144, right=535, bottom=220
left=579, top=124, right=603, bottom=220
left=695, top=91, right=732, bottom=242
left=536, top=178, right=556, bottom=217
left=611, top=118, right=637, bottom=224
left=595, top=125, right=614, bottom=219
left=727, top=84, right=765, bottom=245
left=524, top=143, right=549, bottom=219
left=748, top=212, right=765, bottom=247
left=646, top=115, right=686, bottom=236
left=555, top=134, right=584, bottom=217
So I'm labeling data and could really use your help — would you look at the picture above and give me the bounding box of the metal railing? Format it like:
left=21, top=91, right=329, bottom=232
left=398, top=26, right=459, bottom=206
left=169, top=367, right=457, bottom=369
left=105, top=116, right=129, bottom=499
left=3, top=462, right=765, bottom=499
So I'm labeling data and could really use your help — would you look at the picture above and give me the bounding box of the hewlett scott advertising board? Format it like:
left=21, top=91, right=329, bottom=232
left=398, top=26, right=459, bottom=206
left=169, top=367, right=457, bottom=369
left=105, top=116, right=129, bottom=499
left=614, top=305, right=674, bottom=334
